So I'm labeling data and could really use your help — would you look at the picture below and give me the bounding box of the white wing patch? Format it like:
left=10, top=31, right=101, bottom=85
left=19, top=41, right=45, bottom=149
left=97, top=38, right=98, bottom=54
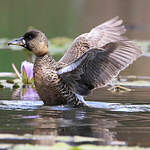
left=57, top=54, right=87, bottom=75
left=57, top=65, right=75, bottom=75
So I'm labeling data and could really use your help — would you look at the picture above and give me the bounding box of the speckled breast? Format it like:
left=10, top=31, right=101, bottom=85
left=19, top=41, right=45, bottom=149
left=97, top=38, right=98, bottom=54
left=33, top=62, right=66, bottom=106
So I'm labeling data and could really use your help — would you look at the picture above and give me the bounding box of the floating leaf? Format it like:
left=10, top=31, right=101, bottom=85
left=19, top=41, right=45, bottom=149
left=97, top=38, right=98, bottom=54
left=13, top=83, right=20, bottom=89
left=13, top=143, right=150, bottom=150
left=108, top=85, right=132, bottom=93
left=0, top=84, right=4, bottom=88
left=6, top=79, right=14, bottom=84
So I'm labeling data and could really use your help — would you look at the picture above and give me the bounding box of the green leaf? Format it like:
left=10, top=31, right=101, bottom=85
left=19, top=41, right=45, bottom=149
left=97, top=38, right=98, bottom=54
left=22, top=66, right=27, bottom=84
left=28, top=77, right=34, bottom=84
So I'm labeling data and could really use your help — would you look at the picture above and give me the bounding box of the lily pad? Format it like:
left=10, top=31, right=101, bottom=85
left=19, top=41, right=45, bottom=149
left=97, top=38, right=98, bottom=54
left=12, top=143, right=150, bottom=150
left=135, top=40, right=150, bottom=56
left=13, top=144, right=51, bottom=150
left=108, top=85, right=132, bottom=93
left=0, top=79, right=22, bottom=89
left=113, top=80, right=150, bottom=87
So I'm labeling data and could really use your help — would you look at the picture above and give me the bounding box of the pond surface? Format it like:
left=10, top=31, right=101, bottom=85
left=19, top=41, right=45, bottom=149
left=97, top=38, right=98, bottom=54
left=1, top=80, right=150, bottom=147
left=1, top=45, right=150, bottom=148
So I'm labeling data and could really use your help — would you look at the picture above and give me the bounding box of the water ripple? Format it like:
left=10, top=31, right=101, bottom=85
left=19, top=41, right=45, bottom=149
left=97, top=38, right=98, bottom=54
left=0, top=100, right=150, bottom=113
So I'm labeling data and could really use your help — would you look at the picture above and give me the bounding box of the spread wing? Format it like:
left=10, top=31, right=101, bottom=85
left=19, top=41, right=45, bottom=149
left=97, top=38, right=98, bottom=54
left=57, top=40, right=142, bottom=96
left=59, top=16, right=126, bottom=64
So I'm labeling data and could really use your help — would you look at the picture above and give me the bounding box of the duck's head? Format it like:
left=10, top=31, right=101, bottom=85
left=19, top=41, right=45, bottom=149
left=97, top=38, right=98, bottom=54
left=8, top=30, right=48, bottom=56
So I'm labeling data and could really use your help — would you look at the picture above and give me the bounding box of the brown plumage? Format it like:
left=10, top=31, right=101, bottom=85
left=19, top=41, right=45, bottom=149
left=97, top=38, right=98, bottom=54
left=59, top=16, right=126, bottom=64
left=8, top=17, right=142, bottom=107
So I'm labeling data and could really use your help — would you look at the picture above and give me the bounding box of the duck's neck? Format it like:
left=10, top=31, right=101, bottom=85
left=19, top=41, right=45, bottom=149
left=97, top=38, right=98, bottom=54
left=35, top=53, right=56, bottom=68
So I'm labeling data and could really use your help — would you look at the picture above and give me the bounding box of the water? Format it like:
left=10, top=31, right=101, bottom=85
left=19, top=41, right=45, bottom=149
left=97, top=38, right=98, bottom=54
left=1, top=82, right=150, bottom=147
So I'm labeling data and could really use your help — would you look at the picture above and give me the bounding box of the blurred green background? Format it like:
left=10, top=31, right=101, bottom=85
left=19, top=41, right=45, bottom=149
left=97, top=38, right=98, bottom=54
left=0, top=0, right=83, bottom=38
left=0, top=0, right=150, bottom=73
left=0, top=0, right=150, bottom=39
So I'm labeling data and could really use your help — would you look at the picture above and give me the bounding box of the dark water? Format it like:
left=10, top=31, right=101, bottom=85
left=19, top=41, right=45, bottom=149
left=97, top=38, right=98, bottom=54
left=1, top=84, right=150, bottom=147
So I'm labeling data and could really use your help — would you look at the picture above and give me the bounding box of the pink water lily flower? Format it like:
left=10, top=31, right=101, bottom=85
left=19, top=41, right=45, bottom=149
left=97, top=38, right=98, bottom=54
left=12, top=61, right=34, bottom=84
left=21, top=61, right=33, bottom=80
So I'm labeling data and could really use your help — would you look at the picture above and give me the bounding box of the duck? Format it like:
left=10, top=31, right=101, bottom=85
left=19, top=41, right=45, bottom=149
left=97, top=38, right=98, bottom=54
left=8, top=16, right=142, bottom=107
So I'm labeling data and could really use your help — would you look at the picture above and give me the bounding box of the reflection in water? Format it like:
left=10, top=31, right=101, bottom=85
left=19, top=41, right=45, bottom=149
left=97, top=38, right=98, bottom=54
left=32, top=108, right=117, bottom=145
left=112, top=113, right=150, bottom=147
left=1, top=85, right=150, bottom=147
left=12, top=86, right=40, bottom=101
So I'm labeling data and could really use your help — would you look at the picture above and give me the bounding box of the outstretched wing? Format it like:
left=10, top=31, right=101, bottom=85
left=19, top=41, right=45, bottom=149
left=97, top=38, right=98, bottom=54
left=59, top=16, right=126, bottom=64
left=57, top=40, right=142, bottom=96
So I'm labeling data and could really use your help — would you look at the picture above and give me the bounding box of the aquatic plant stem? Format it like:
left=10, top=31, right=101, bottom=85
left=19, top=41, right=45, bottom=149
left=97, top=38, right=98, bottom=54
left=12, top=64, right=22, bottom=80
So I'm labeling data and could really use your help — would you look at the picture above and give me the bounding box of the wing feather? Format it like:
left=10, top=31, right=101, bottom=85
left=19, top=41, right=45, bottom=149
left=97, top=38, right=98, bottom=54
left=59, top=16, right=126, bottom=64
left=57, top=40, right=142, bottom=96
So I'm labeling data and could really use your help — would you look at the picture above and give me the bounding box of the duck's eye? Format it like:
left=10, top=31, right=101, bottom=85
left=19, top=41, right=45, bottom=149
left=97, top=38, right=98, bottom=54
left=27, top=35, right=33, bottom=40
